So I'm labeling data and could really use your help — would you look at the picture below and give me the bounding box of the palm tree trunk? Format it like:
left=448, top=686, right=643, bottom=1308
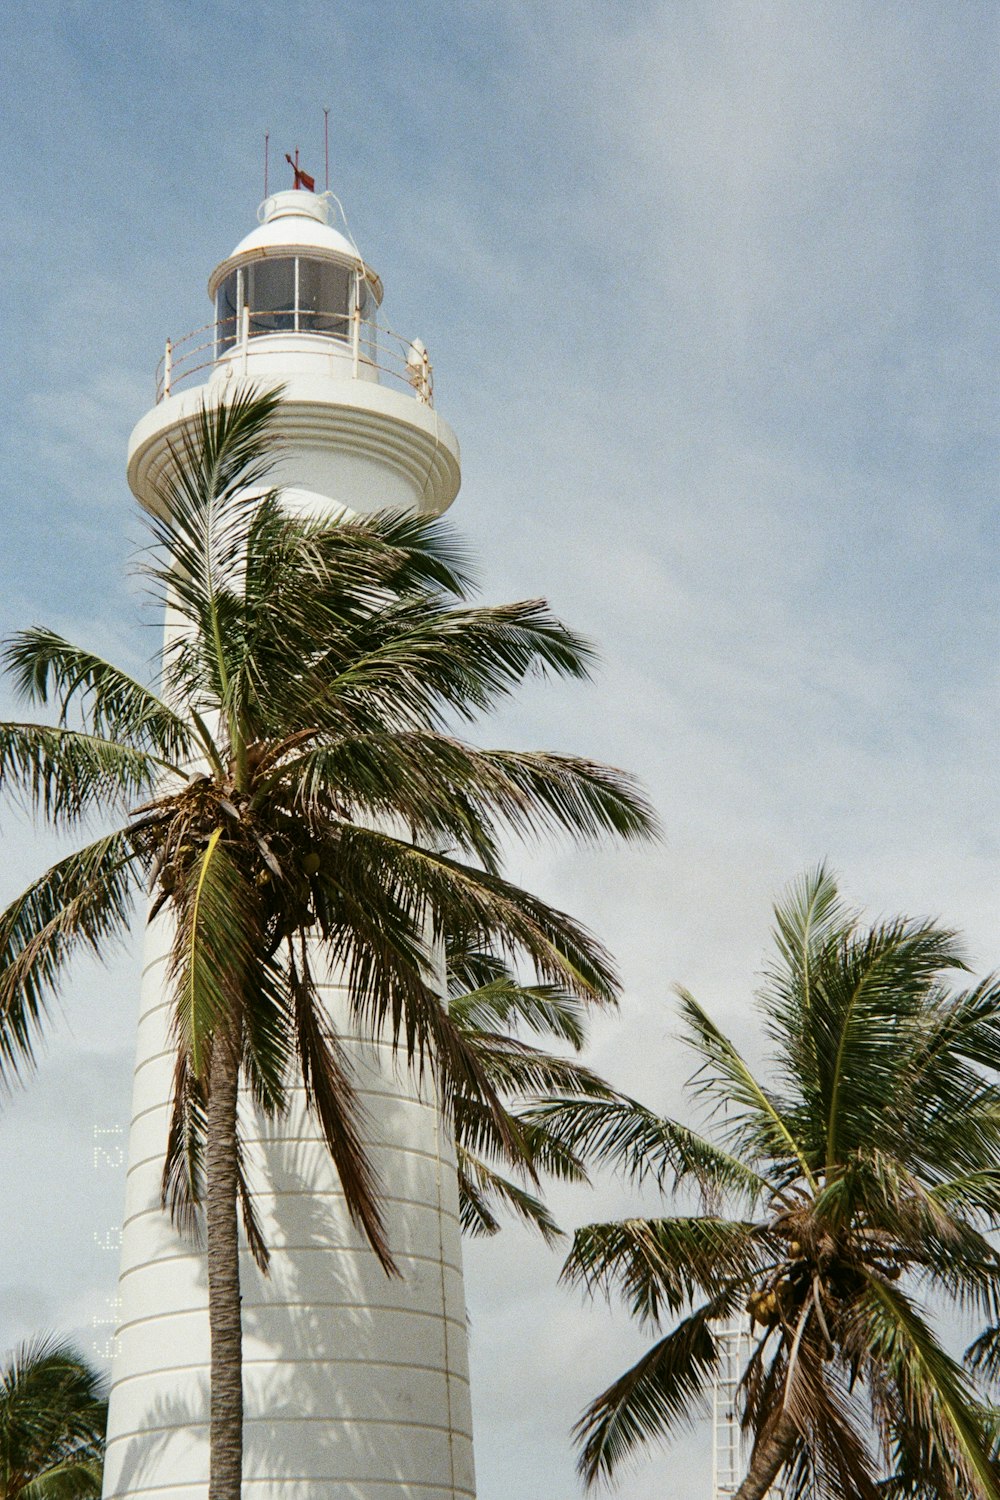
left=732, top=1411, right=797, bottom=1500
left=206, top=1034, right=243, bottom=1500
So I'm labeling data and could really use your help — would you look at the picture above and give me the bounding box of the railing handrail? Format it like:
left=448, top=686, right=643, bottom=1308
left=156, top=310, right=434, bottom=407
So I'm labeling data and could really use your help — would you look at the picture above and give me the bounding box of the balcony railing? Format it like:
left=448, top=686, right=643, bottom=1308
left=155, top=308, right=434, bottom=406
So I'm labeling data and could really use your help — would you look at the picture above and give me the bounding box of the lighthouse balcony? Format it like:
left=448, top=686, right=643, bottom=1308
left=130, top=319, right=459, bottom=521
left=155, top=311, right=434, bottom=406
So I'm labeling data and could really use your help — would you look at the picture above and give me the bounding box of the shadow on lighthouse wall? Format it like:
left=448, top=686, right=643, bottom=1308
left=107, top=1086, right=472, bottom=1498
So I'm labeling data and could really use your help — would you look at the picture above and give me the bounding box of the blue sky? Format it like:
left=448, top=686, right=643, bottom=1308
left=0, top=3, right=997, bottom=1496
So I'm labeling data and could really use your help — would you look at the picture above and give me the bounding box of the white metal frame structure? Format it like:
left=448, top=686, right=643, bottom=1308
left=711, top=1317, right=755, bottom=1499
left=710, top=1317, right=788, bottom=1500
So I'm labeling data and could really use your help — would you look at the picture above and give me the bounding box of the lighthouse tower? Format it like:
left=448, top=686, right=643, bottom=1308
left=102, top=182, right=473, bottom=1499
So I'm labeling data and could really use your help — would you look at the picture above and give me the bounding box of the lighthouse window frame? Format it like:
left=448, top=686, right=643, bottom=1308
left=215, top=268, right=242, bottom=354
left=214, top=257, right=373, bottom=358
left=246, top=259, right=297, bottom=335
left=298, top=259, right=353, bottom=338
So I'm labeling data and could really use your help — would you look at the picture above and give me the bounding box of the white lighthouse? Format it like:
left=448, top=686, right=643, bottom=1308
left=102, top=181, right=474, bottom=1499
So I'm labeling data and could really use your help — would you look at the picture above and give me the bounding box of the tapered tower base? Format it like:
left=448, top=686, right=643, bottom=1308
left=102, top=931, right=475, bottom=1499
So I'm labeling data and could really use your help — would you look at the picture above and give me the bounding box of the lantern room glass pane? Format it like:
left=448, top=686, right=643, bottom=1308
left=247, top=258, right=296, bottom=332
left=298, top=258, right=353, bottom=338
left=355, top=275, right=377, bottom=362
left=215, top=270, right=239, bottom=355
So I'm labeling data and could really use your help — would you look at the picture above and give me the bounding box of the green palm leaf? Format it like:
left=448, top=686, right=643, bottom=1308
left=168, top=830, right=262, bottom=1079
left=449, top=975, right=588, bottom=1048
left=327, top=824, right=622, bottom=1009
left=564, top=1217, right=765, bottom=1325
left=456, top=1031, right=611, bottom=1103
left=859, top=1279, right=1000, bottom=1500
left=521, top=1094, right=771, bottom=1203
left=678, top=988, right=816, bottom=1187
left=574, top=1302, right=727, bottom=1485
left=1, top=629, right=193, bottom=762
left=0, top=831, right=146, bottom=1082
left=0, top=1336, right=106, bottom=1498
left=287, top=949, right=395, bottom=1274
left=0, top=723, right=168, bottom=825
left=278, top=734, right=655, bottom=870
left=456, top=1144, right=563, bottom=1244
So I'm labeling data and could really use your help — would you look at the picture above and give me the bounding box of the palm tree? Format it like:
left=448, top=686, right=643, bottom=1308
left=0, top=1337, right=106, bottom=1498
left=0, top=388, right=656, bottom=1500
left=529, top=867, right=1000, bottom=1499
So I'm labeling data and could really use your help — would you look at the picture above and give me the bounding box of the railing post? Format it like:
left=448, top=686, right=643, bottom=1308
left=163, top=339, right=172, bottom=400
left=352, top=305, right=361, bottom=379
left=241, top=304, right=250, bottom=378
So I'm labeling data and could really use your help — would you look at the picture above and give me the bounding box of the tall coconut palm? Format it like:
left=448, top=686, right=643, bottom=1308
left=0, top=388, right=656, bottom=1500
left=529, top=867, right=1000, bottom=1500
left=0, top=1337, right=106, bottom=1499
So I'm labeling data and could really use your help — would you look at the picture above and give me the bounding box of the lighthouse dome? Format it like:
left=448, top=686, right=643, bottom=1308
left=208, top=189, right=384, bottom=305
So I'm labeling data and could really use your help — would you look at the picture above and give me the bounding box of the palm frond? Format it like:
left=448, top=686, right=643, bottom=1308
left=0, top=1337, right=107, bottom=1498
left=167, top=830, right=261, bottom=1079
left=161, top=1048, right=271, bottom=1273
left=455, top=1155, right=502, bottom=1238
left=282, top=735, right=656, bottom=873
left=0, top=722, right=169, bottom=824
left=521, top=1095, right=771, bottom=1205
left=457, top=1031, right=612, bottom=1104
left=288, top=948, right=396, bottom=1274
left=227, top=506, right=482, bottom=734
left=574, top=1301, right=728, bottom=1485
left=858, top=1278, right=1000, bottom=1500
left=456, top=1144, right=563, bottom=1244
left=19, top=1451, right=105, bottom=1499
left=513, top=1114, right=592, bottom=1183
left=931, top=1170, right=1000, bottom=1225
left=815, top=919, right=966, bottom=1171
left=679, top=988, right=817, bottom=1187
left=763, top=863, right=855, bottom=1120
left=454, top=1090, right=592, bottom=1194
left=469, top=747, right=658, bottom=847
left=2, top=627, right=193, bottom=761
left=161, top=1049, right=207, bottom=1239
left=0, top=830, right=146, bottom=1083
left=142, top=388, right=286, bottom=721
left=281, top=595, right=599, bottom=737
left=234, top=1129, right=270, bottom=1273
left=563, top=1216, right=766, bottom=1325
left=449, top=975, right=588, bottom=1048
left=328, top=823, right=622, bottom=1009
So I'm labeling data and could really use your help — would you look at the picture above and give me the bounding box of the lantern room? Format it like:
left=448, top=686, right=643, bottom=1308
left=209, top=190, right=381, bottom=362
left=127, top=180, right=461, bottom=520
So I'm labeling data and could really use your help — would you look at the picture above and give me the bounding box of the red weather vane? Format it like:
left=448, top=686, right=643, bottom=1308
left=285, top=147, right=315, bottom=192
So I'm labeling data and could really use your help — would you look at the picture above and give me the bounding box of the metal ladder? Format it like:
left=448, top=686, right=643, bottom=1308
left=710, top=1318, right=787, bottom=1499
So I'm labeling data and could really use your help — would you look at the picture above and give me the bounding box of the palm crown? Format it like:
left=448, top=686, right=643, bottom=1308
left=533, top=867, right=1000, bottom=1500
left=0, top=1337, right=106, bottom=1499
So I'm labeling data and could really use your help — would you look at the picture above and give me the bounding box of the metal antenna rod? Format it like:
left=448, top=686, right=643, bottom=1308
left=264, top=130, right=269, bottom=197
left=324, top=107, right=330, bottom=190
